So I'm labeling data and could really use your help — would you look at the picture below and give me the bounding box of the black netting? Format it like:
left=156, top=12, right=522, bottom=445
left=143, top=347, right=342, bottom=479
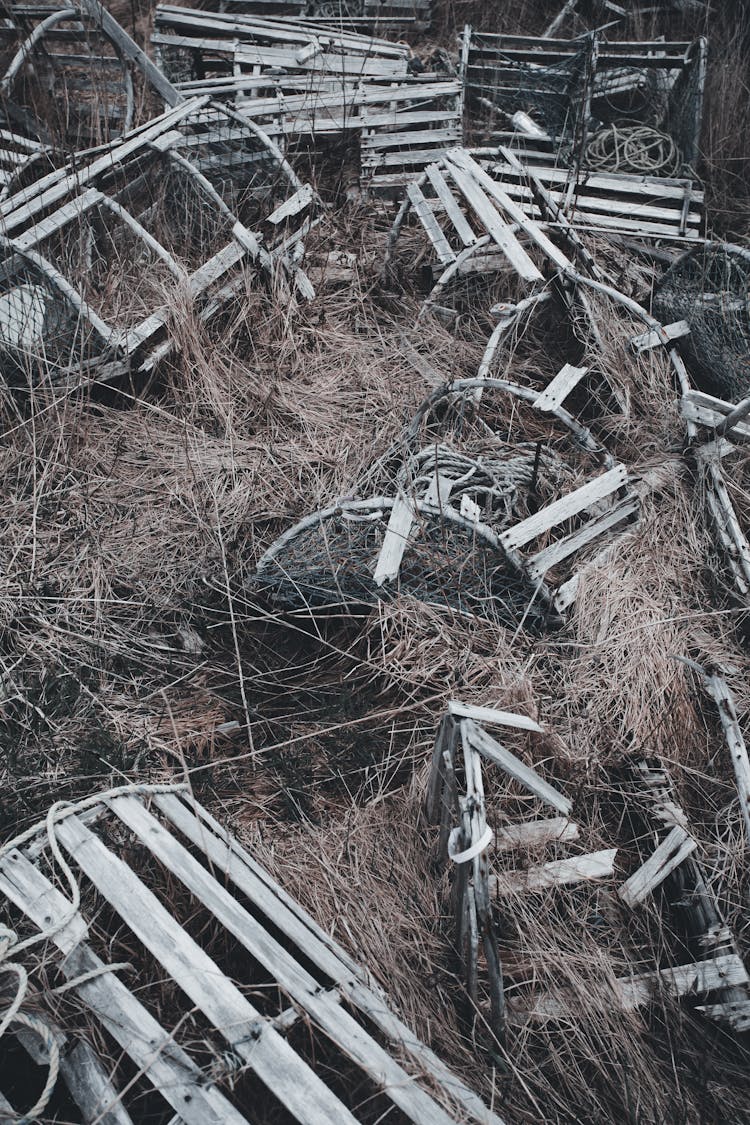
left=466, top=40, right=591, bottom=142
left=251, top=508, right=553, bottom=629
left=653, top=243, right=750, bottom=401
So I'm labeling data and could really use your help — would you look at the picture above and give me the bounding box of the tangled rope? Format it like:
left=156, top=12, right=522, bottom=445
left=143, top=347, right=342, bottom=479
left=585, top=124, right=682, bottom=177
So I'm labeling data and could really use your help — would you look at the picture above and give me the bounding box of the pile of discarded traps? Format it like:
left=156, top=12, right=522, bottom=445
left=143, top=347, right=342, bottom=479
left=3, top=1, right=750, bottom=1122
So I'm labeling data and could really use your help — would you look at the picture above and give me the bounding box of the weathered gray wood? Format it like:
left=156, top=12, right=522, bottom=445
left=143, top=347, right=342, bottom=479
left=0, top=849, right=250, bottom=1125
left=630, top=320, right=690, bottom=353
left=79, top=0, right=183, bottom=106
left=153, top=795, right=507, bottom=1125
left=465, top=720, right=572, bottom=816
left=266, top=183, right=315, bottom=223
left=500, top=466, right=628, bottom=552
left=424, top=164, right=476, bottom=246
left=490, top=849, right=617, bottom=895
left=442, top=160, right=542, bottom=282
left=526, top=498, right=638, bottom=582
left=533, top=363, right=588, bottom=412
left=447, top=701, right=542, bottom=732
left=406, top=182, right=455, bottom=266
left=373, top=494, right=416, bottom=585
left=704, top=674, right=750, bottom=842
left=107, top=796, right=458, bottom=1125
left=53, top=814, right=358, bottom=1125
left=62, top=1040, right=135, bottom=1125
left=618, top=825, right=697, bottom=908
left=495, top=818, right=579, bottom=852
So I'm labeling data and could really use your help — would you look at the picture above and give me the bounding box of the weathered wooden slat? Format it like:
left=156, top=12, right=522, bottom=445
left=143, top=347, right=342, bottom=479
left=495, top=818, right=580, bottom=852
left=532, top=363, right=588, bottom=411
left=490, top=849, right=617, bottom=895
left=704, top=674, right=750, bottom=841
left=266, top=183, right=315, bottom=224
left=443, top=159, right=542, bottom=282
left=618, top=825, right=697, bottom=908
left=405, top=182, right=456, bottom=265
left=424, top=164, right=476, bottom=247
left=373, top=494, right=416, bottom=585
left=682, top=391, right=750, bottom=440
left=526, top=498, right=638, bottom=582
left=0, top=849, right=250, bottom=1125
left=108, top=796, right=459, bottom=1125
left=464, top=720, right=572, bottom=816
left=630, top=319, right=690, bottom=353
left=447, top=701, right=542, bottom=733
left=53, top=815, right=359, bottom=1125
left=61, top=1040, right=135, bottom=1125
left=500, top=466, right=628, bottom=552
left=153, top=795, right=506, bottom=1125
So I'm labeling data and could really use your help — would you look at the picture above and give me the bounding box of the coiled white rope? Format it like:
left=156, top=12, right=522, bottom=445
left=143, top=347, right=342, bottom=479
left=585, top=124, right=682, bottom=177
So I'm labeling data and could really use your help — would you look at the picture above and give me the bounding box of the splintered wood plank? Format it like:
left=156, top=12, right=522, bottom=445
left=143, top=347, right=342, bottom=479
left=617, top=954, right=750, bottom=1010
left=108, top=796, right=459, bottom=1125
left=630, top=319, right=690, bottom=353
left=53, top=815, right=358, bottom=1125
left=495, top=818, right=580, bottom=852
left=464, top=720, right=572, bottom=816
left=406, top=181, right=455, bottom=265
left=490, top=849, right=617, bottom=895
left=0, top=849, right=249, bottom=1125
left=532, top=363, right=588, bottom=412
left=373, top=495, right=415, bottom=586
left=526, top=498, right=638, bottom=582
left=500, top=466, right=628, bottom=552
left=448, top=700, right=542, bottom=733
left=152, top=796, right=506, bottom=1125
left=522, top=954, right=750, bottom=1020
left=618, top=825, right=697, bottom=908
left=266, top=183, right=315, bottom=224
left=443, top=160, right=542, bottom=282
left=424, top=164, right=477, bottom=246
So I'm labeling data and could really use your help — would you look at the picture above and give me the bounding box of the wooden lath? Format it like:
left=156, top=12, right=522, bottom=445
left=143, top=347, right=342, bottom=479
left=0, top=786, right=504, bottom=1125
left=212, top=0, right=432, bottom=32
left=152, top=5, right=461, bottom=194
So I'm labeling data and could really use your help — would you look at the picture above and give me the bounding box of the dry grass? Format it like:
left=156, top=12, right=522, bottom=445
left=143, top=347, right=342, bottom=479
left=2, top=1, right=750, bottom=1122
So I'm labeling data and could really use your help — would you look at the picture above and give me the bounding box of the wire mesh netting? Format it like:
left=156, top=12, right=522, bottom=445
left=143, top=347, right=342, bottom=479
left=653, top=243, right=750, bottom=401
left=466, top=37, right=592, bottom=142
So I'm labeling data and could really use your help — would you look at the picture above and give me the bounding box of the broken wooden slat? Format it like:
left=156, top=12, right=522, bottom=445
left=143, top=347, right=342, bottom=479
left=0, top=849, right=250, bottom=1125
left=495, top=818, right=580, bottom=852
left=53, top=814, right=360, bottom=1125
left=696, top=999, right=750, bottom=1031
left=532, top=363, right=588, bottom=412
left=447, top=700, right=542, bottom=733
left=266, top=183, right=315, bottom=224
left=373, top=495, right=415, bottom=586
left=523, top=954, right=750, bottom=1020
left=500, top=466, right=628, bottom=552
left=629, top=319, right=690, bottom=353
left=489, top=849, right=617, bottom=895
left=681, top=390, right=742, bottom=437
left=464, top=720, right=572, bottom=816
left=618, top=825, right=697, bottom=908
left=61, top=1040, right=135, bottom=1125
left=107, top=795, right=459, bottom=1125
left=703, top=673, right=750, bottom=842
left=424, top=164, right=476, bottom=247
left=526, top=498, right=638, bottom=582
